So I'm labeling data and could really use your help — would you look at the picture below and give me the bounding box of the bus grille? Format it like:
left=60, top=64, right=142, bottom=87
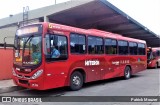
left=19, top=79, right=29, bottom=85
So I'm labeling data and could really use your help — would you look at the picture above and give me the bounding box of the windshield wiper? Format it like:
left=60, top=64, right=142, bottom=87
left=22, top=35, right=34, bottom=64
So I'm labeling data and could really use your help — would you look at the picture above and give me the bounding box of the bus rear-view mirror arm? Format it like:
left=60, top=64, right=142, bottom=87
left=4, top=37, right=7, bottom=49
left=4, top=36, right=16, bottom=49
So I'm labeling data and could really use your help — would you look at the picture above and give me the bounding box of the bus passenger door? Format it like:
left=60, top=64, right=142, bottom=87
left=44, top=34, right=68, bottom=88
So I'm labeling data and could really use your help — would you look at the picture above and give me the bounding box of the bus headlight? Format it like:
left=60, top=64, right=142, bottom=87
left=31, top=69, right=43, bottom=79
left=12, top=68, right=17, bottom=76
left=148, top=61, right=151, bottom=64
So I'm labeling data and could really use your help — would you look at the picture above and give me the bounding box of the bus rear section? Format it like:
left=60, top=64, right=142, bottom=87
left=147, top=47, right=160, bottom=68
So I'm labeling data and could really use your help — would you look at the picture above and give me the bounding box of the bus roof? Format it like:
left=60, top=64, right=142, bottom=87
left=152, top=47, right=160, bottom=51
left=147, top=47, right=160, bottom=52
left=36, top=22, right=146, bottom=44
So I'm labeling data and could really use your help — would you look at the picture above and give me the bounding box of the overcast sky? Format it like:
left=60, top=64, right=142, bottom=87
left=0, top=0, right=160, bottom=35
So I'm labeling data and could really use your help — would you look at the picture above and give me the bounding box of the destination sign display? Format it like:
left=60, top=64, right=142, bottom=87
left=16, top=25, right=42, bottom=35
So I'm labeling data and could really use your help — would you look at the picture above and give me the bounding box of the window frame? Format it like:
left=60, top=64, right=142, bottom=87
left=45, top=33, right=68, bottom=62
left=118, top=40, right=129, bottom=55
left=70, top=33, right=87, bottom=55
left=156, top=50, right=160, bottom=57
left=87, top=35, right=104, bottom=55
left=105, top=38, right=118, bottom=55
left=137, top=43, right=146, bottom=55
left=129, top=41, right=138, bottom=55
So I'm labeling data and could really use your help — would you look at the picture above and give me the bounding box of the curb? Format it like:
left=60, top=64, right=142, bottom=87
left=0, top=86, right=25, bottom=94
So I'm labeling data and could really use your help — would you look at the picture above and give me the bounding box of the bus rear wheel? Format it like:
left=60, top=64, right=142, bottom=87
left=70, top=71, right=83, bottom=91
left=124, top=66, right=131, bottom=79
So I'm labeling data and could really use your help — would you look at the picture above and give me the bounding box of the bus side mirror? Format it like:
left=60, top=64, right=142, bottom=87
left=3, top=37, right=7, bottom=49
left=3, top=36, right=16, bottom=49
left=4, top=42, right=6, bottom=49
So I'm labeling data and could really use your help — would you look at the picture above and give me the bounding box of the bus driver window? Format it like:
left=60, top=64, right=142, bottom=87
left=45, top=34, right=68, bottom=61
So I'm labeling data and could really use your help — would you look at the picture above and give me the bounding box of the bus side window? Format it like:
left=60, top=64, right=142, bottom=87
left=70, top=33, right=86, bottom=54
left=45, top=34, right=68, bottom=61
left=96, top=37, right=104, bottom=54
left=156, top=50, right=160, bottom=57
left=88, top=36, right=104, bottom=54
left=88, top=36, right=96, bottom=54
left=129, top=42, right=137, bottom=55
left=118, top=40, right=128, bottom=55
left=138, top=43, right=145, bottom=55
left=105, top=38, right=117, bottom=54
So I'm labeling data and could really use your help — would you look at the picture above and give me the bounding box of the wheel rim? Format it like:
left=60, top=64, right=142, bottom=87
left=72, top=76, right=81, bottom=86
left=125, top=68, right=130, bottom=78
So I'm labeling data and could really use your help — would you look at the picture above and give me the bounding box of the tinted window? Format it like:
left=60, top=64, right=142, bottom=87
left=156, top=50, right=160, bottom=56
left=105, top=38, right=117, bottom=54
left=88, top=36, right=104, bottom=54
left=129, top=42, right=138, bottom=55
left=45, top=34, right=68, bottom=61
left=70, top=34, right=86, bottom=54
left=153, top=52, right=157, bottom=57
left=118, top=40, right=128, bottom=55
left=138, top=43, right=145, bottom=55
left=96, top=37, right=104, bottom=54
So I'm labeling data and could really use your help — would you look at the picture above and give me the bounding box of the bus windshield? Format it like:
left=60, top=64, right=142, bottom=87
left=147, top=51, right=157, bottom=60
left=147, top=51, right=151, bottom=60
left=14, top=35, right=42, bottom=66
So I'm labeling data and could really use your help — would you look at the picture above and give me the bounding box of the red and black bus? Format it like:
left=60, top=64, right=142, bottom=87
left=12, top=22, right=147, bottom=90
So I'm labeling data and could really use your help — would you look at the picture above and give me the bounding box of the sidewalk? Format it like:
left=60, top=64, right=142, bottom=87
left=0, top=79, right=16, bottom=88
left=0, top=79, right=25, bottom=94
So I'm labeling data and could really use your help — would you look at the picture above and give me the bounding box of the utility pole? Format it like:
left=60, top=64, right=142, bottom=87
left=55, top=0, right=56, bottom=4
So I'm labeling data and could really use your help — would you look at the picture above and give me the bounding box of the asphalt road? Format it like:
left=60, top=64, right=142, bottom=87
left=0, top=69, right=159, bottom=105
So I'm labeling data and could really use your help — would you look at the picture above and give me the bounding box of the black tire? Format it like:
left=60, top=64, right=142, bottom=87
left=124, top=66, right=131, bottom=79
left=155, top=63, right=158, bottom=69
left=70, top=71, right=83, bottom=91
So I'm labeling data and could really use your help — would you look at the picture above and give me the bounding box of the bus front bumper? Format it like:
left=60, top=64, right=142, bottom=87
left=12, top=74, right=45, bottom=90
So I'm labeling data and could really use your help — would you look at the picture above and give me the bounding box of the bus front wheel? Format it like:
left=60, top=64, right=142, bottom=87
left=70, top=71, right=83, bottom=91
left=155, top=63, right=158, bottom=69
left=124, top=66, right=131, bottom=79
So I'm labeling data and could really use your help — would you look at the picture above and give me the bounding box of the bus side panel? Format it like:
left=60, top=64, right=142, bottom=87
left=103, top=56, right=121, bottom=79
left=148, top=59, right=158, bottom=68
left=134, top=55, right=147, bottom=73
left=103, top=55, right=146, bottom=78
left=149, top=56, right=160, bottom=68
left=68, top=55, right=105, bottom=83
left=104, top=56, right=136, bottom=78
left=44, top=61, right=70, bottom=89
left=43, top=55, right=146, bottom=90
